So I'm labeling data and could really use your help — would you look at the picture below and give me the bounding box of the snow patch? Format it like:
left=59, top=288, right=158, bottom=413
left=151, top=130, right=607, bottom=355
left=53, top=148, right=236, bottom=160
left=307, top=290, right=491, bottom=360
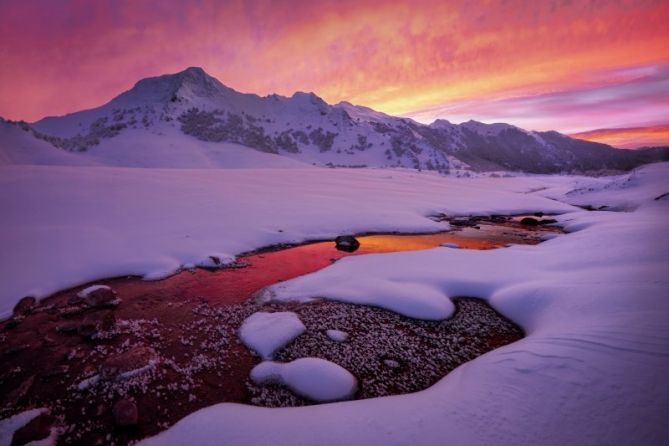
left=239, top=312, right=306, bottom=359
left=250, top=358, right=358, bottom=402
left=0, top=408, right=48, bottom=446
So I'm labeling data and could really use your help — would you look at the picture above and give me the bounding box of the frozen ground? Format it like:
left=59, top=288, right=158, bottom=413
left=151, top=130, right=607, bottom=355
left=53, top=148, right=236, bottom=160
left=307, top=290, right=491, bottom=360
left=1, top=160, right=668, bottom=445
left=0, top=165, right=576, bottom=318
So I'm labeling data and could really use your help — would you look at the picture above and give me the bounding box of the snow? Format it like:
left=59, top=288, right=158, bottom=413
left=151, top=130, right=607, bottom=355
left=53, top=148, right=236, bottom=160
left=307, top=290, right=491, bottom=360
left=76, top=374, right=100, bottom=391
left=326, top=329, right=349, bottom=342
left=76, top=284, right=111, bottom=298
left=0, top=165, right=575, bottom=318
left=239, top=312, right=306, bottom=359
left=250, top=358, right=358, bottom=402
left=1, top=147, right=668, bottom=444
left=0, top=408, right=47, bottom=446
left=260, top=268, right=456, bottom=320
left=0, top=122, right=96, bottom=167
left=138, top=162, right=669, bottom=446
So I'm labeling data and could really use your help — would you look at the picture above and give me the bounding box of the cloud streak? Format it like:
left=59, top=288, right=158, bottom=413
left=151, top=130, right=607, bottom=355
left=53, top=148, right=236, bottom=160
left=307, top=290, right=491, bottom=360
left=1, top=0, right=668, bottom=147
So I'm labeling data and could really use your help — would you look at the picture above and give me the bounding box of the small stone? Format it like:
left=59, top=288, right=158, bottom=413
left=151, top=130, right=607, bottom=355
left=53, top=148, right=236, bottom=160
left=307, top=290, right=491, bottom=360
left=335, top=235, right=360, bottom=252
left=86, top=287, right=120, bottom=308
left=520, top=217, right=540, bottom=226
left=78, top=311, right=116, bottom=338
left=113, top=398, right=139, bottom=426
left=13, top=296, right=36, bottom=316
left=101, top=346, right=157, bottom=378
left=383, top=359, right=400, bottom=369
left=56, top=323, right=79, bottom=334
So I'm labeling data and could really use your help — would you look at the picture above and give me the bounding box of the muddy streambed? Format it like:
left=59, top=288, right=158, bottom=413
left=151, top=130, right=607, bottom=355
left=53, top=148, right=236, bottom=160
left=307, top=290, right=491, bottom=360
left=0, top=215, right=562, bottom=445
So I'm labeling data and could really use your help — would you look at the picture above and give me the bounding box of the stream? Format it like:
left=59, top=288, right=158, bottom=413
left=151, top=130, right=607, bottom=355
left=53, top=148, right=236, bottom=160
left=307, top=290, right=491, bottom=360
left=0, top=215, right=562, bottom=446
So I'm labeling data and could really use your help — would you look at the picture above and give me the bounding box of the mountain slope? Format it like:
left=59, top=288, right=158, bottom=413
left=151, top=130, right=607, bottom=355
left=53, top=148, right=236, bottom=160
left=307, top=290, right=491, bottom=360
left=5, top=67, right=668, bottom=173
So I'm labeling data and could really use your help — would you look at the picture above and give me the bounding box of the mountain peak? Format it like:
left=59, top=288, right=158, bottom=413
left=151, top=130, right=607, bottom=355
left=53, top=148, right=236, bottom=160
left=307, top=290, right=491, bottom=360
left=110, top=66, right=227, bottom=107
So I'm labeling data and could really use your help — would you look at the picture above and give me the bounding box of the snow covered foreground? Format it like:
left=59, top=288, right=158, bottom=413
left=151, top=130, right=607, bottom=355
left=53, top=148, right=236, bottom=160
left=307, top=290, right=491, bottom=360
left=0, top=165, right=575, bottom=317
left=1, top=159, right=668, bottom=445
left=139, top=163, right=667, bottom=446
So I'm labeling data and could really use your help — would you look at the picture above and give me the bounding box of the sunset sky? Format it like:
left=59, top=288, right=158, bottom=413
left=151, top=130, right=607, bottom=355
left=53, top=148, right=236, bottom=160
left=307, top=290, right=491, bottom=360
left=1, top=0, right=668, bottom=148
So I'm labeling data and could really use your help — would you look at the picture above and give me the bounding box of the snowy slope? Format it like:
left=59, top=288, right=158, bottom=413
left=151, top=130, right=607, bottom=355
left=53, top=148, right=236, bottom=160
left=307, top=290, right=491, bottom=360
left=1, top=156, right=668, bottom=444
left=0, top=119, right=97, bottom=166
left=137, top=162, right=669, bottom=446
left=3, top=67, right=663, bottom=173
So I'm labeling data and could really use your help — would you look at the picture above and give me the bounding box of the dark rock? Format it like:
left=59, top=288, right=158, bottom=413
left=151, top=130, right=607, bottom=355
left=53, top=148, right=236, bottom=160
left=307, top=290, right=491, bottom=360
left=335, top=235, right=360, bottom=252
left=449, top=217, right=476, bottom=227
left=10, top=412, right=53, bottom=446
left=3, top=344, right=30, bottom=355
left=13, top=296, right=36, bottom=316
left=533, top=212, right=544, bottom=217
left=520, top=217, right=540, bottom=226
left=86, top=287, right=120, bottom=308
left=113, top=398, right=139, bottom=426
left=6, top=375, right=35, bottom=406
left=101, top=346, right=157, bottom=378
left=539, top=218, right=558, bottom=225
left=56, top=323, right=79, bottom=334
left=58, top=305, right=86, bottom=318
left=42, top=365, right=70, bottom=380
left=209, top=255, right=222, bottom=266
left=78, top=311, right=116, bottom=338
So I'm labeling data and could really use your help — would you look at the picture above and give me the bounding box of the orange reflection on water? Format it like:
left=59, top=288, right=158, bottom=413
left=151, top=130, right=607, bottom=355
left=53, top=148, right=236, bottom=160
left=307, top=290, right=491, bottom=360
left=61, top=220, right=559, bottom=309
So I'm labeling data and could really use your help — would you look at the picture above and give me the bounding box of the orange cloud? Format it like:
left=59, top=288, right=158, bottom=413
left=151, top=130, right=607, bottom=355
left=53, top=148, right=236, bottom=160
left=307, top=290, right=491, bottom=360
left=1, top=0, right=668, bottom=149
left=571, top=125, right=669, bottom=149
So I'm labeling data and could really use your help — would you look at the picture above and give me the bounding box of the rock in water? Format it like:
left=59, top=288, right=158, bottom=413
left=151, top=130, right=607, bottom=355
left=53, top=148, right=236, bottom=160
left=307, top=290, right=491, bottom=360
left=113, top=398, right=138, bottom=426
left=520, top=217, right=540, bottom=226
left=335, top=235, right=360, bottom=252
left=539, top=218, right=558, bottom=225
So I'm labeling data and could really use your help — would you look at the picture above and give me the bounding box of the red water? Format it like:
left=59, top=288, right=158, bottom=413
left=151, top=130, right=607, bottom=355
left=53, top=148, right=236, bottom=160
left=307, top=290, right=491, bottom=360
left=0, top=217, right=560, bottom=445
left=92, top=219, right=558, bottom=307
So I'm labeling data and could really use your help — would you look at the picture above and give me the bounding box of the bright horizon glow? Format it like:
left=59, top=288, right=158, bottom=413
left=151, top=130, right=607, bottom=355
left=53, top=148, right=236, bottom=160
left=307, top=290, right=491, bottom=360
left=1, top=0, right=668, bottom=148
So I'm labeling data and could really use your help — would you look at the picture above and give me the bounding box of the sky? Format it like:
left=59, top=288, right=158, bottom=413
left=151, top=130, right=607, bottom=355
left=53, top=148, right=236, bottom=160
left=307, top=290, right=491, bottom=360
left=0, top=0, right=668, bottom=148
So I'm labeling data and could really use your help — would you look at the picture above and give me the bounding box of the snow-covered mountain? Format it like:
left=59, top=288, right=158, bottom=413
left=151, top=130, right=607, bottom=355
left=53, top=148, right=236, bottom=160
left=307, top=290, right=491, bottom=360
left=3, top=67, right=667, bottom=173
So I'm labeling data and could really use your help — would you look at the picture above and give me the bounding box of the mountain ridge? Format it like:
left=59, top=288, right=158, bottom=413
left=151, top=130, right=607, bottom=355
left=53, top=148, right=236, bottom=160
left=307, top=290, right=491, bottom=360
left=3, top=67, right=668, bottom=173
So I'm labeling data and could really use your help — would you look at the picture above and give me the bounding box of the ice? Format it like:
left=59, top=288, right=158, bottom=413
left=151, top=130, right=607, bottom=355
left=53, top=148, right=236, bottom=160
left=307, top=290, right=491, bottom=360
left=250, top=358, right=358, bottom=402
left=239, top=312, right=306, bottom=359
left=326, top=329, right=349, bottom=342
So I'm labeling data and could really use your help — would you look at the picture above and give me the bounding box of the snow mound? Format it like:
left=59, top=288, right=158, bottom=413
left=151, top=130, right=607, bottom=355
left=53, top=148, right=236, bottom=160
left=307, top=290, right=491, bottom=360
left=260, top=260, right=455, bottom=320
left=239, top=312, right=306, bottom=359
left=326, top=329, right=349, bottom=342
left=250, top=358, right=358, bottom=402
